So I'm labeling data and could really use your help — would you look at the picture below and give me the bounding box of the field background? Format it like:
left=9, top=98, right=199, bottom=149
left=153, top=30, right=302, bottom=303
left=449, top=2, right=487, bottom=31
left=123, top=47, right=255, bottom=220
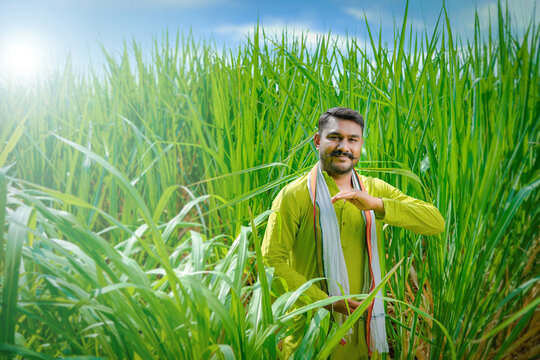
left=1, top=4, right=539, bottom=360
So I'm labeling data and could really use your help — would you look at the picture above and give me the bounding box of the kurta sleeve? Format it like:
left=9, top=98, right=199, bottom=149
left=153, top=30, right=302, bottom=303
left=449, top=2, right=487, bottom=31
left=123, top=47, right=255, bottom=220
left=262, top=187, right=328, bottom=303
left=371, top=178, right=445, bottom=236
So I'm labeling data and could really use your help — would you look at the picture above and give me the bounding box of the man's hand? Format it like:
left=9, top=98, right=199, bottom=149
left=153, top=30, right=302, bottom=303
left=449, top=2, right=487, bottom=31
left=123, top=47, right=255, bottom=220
left=325, top=298, right=361, bottom=315
left=331, top=189, right=385, bottom=217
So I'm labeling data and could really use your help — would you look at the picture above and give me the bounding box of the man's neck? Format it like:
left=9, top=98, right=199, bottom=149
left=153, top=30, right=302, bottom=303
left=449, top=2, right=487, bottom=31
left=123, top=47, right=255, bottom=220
left=330, top=171, right=354, bottom=192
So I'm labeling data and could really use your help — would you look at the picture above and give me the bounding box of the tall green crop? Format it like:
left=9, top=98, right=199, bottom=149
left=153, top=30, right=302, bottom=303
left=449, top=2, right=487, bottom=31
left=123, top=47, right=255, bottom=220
left=0, top=1, right=538, bottom=358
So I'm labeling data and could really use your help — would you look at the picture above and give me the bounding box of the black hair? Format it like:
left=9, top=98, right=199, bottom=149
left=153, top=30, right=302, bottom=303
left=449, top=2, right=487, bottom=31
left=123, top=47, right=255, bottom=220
left=318, top=107, right=364, bottom=133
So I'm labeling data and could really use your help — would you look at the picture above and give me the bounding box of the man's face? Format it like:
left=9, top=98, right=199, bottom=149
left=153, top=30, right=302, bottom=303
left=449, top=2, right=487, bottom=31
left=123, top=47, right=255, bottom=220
left=314, top=117, right=364, bottom=176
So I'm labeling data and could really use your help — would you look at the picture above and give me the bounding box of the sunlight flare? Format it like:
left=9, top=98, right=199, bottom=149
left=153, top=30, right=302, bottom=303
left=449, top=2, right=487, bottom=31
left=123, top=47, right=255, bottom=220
left=1, top=35, right=43, bottom=80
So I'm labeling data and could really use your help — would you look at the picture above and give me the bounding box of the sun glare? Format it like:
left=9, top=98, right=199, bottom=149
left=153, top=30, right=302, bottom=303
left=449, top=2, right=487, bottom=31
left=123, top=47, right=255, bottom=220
left=1, top=36, right=43, bottom=81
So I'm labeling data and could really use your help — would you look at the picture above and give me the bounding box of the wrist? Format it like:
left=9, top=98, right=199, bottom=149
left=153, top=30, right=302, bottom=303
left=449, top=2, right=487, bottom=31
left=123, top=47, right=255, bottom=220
left=373, top=197, right=385, bottom=216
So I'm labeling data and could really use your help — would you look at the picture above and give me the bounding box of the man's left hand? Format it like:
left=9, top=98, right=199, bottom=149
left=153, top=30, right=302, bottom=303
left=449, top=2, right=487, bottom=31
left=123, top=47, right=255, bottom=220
left=331, top=189, right=385, bottom=217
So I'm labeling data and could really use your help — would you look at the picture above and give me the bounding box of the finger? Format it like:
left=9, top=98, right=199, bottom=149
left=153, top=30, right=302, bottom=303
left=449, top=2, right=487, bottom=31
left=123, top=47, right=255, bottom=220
left=337, top=189, right=363, bottom=197
left=331, top=196, right=362, bottom=206
left=331, top=196, right=349, bottom=203
left=331, top=191, right=359, bottom=201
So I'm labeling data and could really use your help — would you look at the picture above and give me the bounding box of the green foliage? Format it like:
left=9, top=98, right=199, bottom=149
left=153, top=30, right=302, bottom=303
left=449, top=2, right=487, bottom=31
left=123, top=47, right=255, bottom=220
left=1, top=1, right=539, bottom=359
left=0, top=176, right=402, bottom=359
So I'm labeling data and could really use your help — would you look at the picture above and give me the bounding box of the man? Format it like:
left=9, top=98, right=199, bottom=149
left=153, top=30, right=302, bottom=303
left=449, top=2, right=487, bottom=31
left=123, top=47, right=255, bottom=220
left=262, top=107, right=445, bottom=359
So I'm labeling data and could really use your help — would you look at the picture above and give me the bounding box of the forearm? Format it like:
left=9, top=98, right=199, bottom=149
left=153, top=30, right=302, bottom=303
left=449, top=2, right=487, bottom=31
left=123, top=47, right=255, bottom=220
left=381, top=196, right=445, bottom=235
left=368, top=177, right=445, bottom=235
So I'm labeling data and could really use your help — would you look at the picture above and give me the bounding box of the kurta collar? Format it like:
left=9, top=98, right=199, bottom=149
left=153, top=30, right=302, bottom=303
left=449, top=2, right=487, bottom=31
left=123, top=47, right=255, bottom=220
left=321, top=170, right=340, bottom=195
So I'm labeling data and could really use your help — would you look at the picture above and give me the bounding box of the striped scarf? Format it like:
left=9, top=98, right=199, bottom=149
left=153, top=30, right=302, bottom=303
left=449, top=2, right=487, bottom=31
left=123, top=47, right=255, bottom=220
left=307, top=163, right=389, bottom=354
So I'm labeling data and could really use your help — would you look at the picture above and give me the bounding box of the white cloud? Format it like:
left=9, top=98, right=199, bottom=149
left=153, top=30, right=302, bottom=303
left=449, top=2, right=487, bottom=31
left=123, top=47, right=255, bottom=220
left=215, top=23, right=257, bottom=40
left=346, top=7, right=427, bottom=32
left=215, top=19, right=364, bottom=50
left=450, top=0, right=538, bottom=36
left=346, top=1, right=538, bottom=42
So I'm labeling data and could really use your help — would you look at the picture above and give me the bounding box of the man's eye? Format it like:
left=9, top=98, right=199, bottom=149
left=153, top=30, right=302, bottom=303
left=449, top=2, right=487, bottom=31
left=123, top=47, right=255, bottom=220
left=350, top=139, right=357, bottom=143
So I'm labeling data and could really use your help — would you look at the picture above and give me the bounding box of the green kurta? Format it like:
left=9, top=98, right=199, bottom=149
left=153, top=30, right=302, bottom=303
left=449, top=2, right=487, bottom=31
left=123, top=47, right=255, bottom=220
left=261, top=170, right=445, bottom=359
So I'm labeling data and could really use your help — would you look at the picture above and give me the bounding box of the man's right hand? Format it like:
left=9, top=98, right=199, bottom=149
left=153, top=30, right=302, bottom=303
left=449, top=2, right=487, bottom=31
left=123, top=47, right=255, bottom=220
left=325, top=298, right=361, bottom=315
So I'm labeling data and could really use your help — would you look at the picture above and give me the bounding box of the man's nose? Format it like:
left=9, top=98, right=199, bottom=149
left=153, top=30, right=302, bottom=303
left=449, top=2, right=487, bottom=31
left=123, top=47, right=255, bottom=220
left=336, top=139, right=350, bottom=151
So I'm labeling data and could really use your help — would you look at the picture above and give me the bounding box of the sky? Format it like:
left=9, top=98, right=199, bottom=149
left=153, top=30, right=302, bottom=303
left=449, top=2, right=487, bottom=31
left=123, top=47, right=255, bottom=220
left=0, top=0, right=537, bottom=81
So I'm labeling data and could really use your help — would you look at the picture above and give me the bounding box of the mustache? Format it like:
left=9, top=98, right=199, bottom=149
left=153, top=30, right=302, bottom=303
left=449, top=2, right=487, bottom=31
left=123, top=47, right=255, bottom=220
left=330, top=150, right=357, bottom=159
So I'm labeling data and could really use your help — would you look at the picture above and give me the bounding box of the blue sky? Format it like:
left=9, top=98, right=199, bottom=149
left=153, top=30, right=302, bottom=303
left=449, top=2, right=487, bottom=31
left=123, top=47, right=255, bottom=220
left=0, top=0, right=537, bottom=80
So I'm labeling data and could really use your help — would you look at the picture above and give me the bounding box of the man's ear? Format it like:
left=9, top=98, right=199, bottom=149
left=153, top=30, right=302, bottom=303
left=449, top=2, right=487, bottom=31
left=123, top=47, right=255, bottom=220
left=314, top=133, right=320, bottom=150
